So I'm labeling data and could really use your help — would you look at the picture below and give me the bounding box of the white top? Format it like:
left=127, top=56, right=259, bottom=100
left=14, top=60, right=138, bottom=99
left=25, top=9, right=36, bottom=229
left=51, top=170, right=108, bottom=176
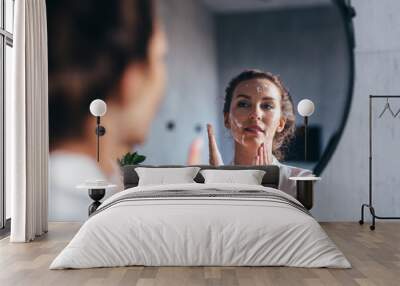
left=271, top=157, right=313, bottom=197
left=228, top=156, right=313, bottom=198
left=49, top=152, right=122, bottom=222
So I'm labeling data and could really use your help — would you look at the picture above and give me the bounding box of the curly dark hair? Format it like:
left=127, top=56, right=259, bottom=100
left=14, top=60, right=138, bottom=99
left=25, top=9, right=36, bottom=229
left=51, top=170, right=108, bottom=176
left=223, top=69, right=296, bottom=160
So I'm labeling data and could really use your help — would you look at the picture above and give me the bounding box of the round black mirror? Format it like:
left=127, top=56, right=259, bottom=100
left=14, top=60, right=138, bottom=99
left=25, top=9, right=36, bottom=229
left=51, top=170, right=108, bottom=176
left=133, top=0, right=356, bottom=171
left=189, top=0, right=355, bottom=175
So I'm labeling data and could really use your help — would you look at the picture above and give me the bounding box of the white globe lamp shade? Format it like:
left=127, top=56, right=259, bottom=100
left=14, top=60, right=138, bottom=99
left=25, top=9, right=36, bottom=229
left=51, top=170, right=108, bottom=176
left=297, top=99, right=315, bottom=117
left=90, top=99, right=107, bottom=117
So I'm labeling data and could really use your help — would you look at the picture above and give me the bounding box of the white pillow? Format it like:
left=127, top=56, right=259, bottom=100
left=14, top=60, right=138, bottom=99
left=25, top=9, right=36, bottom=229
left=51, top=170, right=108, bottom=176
left=135, top=167, right=200, bottom=186
left=200, top=169, right=266, bottom=185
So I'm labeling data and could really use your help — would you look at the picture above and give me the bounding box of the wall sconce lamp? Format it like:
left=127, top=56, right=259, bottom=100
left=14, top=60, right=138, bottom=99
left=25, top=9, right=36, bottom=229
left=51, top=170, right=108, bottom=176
left=297, top=99, right=315, bottom=161
left=89, top=99, right=107, bottom=162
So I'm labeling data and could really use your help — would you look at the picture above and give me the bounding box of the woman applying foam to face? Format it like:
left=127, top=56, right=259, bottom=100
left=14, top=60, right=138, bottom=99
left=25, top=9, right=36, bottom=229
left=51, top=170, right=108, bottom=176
left=207, top=69, right=311, bottom=197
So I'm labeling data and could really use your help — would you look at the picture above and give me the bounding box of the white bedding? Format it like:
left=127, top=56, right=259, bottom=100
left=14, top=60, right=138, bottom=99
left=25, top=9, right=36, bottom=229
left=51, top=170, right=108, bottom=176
left=50, top=183, right=350, bottom=269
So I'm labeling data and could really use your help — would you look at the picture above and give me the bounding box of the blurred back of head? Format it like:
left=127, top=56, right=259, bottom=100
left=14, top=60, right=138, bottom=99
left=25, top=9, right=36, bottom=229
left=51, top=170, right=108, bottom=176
left=47, top=0, right=155, bottom=149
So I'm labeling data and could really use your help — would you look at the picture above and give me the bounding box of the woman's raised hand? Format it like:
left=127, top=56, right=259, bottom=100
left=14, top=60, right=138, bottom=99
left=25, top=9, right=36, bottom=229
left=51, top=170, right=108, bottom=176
left=207, top=123, right=224, bottom=166
left=253, top=143, right=273, bottom=165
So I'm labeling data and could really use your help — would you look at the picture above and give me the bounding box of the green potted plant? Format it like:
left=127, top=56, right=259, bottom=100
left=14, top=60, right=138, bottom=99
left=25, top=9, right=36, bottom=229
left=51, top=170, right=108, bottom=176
left=117, top=151, right=146, bottom=167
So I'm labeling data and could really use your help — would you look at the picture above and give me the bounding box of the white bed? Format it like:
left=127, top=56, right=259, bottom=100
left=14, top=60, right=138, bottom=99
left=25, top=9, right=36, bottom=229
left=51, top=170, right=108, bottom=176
left=50, top=183, right=350, bottom=269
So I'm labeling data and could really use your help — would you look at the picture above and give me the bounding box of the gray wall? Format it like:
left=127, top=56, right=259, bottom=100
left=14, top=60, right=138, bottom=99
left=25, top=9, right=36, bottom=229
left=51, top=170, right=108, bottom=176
left=312, top=0, right=400, bottom=221
left=136, top=0, right=219, bottom=164
left=215, top=6, right=350, bottom=166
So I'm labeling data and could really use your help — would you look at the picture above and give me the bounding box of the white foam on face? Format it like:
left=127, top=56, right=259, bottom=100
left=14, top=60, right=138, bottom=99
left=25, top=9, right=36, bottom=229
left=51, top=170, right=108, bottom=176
left=265, top=129, right=272, bottom=140
left=242, top=81, right=267, bottom=96
left=229, top=113, right=243, bottom=128
left=241, top=134, right=245, bottom=145
left=229, top=113, right=250, bottom=147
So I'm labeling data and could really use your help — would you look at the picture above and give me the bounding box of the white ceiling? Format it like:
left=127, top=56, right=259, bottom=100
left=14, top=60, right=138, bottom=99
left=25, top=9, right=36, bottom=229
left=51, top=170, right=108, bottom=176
left=202, top=0, right=332, bottom=13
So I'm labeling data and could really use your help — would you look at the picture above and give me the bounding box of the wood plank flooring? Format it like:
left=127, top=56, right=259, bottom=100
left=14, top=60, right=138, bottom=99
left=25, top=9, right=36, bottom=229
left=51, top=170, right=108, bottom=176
left=0, top=222, right=399, bottom=286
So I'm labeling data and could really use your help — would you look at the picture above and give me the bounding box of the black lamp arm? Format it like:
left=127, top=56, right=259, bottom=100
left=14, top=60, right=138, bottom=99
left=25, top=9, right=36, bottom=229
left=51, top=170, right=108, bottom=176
left=304, top=116, right=308, bottom=162
left=95, top=116, right=106, bottom=162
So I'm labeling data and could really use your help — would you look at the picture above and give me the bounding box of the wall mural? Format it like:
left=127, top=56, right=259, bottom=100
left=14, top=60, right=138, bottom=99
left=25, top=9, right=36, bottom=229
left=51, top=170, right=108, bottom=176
left=47, top=0, right=354, bottom=221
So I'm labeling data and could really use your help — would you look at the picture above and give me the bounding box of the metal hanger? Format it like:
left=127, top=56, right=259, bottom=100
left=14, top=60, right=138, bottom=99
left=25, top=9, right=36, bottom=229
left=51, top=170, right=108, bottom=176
left=378, top=97, right=400, bottom=118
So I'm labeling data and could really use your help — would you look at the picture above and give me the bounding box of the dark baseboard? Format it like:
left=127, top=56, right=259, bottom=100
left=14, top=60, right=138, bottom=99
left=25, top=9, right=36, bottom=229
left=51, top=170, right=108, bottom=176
left=0, top=218, right=11, bottom=239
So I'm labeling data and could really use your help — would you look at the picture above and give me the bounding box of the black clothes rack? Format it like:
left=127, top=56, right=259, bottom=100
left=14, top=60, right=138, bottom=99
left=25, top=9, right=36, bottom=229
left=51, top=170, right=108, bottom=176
left=359, top=95, right=400, bottom=230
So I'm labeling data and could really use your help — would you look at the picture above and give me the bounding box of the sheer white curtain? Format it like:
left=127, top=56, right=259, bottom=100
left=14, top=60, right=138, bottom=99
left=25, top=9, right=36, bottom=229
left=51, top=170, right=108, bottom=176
left=7, top=0, right=48, bottom=242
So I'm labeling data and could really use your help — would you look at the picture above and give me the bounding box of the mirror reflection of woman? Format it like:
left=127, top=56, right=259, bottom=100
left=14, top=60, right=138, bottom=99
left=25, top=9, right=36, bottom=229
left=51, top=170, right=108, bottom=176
left=208, top=69, right=312, bottom=197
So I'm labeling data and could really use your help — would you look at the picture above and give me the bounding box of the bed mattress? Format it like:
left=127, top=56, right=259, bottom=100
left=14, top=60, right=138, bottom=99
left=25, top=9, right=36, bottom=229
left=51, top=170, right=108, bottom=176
left=50, top=183, right=350, bottom=269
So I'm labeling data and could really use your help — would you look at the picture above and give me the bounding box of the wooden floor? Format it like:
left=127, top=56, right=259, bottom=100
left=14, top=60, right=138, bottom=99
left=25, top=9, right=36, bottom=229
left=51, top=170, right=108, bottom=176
left=0, top=222, right=399, bottom=286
